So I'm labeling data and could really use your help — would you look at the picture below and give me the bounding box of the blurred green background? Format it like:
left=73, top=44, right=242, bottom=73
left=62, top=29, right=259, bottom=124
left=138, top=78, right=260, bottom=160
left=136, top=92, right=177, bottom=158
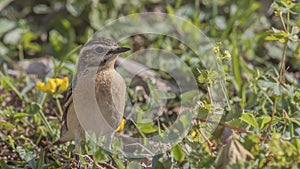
left=0, top=0, right=300, bottom=168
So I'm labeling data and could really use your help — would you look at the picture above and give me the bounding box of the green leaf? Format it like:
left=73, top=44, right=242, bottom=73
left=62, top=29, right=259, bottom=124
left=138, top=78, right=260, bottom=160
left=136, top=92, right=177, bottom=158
left=245, top=134, right=260, bottom=144
left=0, top=71, right=22, bottom=99
left=93, top=148, right=106, bottom=162
left=181, top=90, right=200, bottom=106
left=265, top=28, right=288, bottom=43
left=153, top=161, right=165, bottom=169
left=293, top=138, right=300, bottom=149
left=172, top=144, right=185, bottom=162
left=291, top=26, right=300, bottom=35
left=179, top=112, right=190, bottom=130
left=25, top=102, right=55, bottom=137
left=4, top=28, right=23, bottom=45
left=152, top=154, right=163, bottom=169
left=89, top=7, right=103, bottom=29
left=0, top=19, right=16, bottom=36
left=271, top=0, right=299, bottom=14
left=35, top=149, right=45, bottom=169
left=66, top=0, right=89, bottom=16
left=138, top=122, right=158, bottom=134
left=273, top=83, right=282, bottom=96
left=0, top=121, right=14, bottom=129
left=155, top=91, right=176, bottom=100
left=112, top=156, right=125, bottom=169
left=259, top=116, right=271, bottom=130
left=25, top=102, right=42, bottom=115
left=231, top=30, right=243, bottom=92
left=294, top=91, right=300, bottom=103
left=197, top=74, right=206, bottom=83
left=33, top=4, right=51, bottom=14
left=16, top=146, right=35, bottom=163
left=14, top=112, right=30, bottom=119
left=127, top=162, right=142, bottom=169
left=258, top=116, right=281, bottom=130
left=22, top=32, right=41, bottom=52
left=0, top=159, right=11, bottom=169
left=240, top=113, right=258, bottom=127
left=7, top=135, right=15, bottom=150
left=288, top=33, right=299, bottom=42
left=49, top=30, right=66, bottom=52
left=289, top=118, right=300, bottom=126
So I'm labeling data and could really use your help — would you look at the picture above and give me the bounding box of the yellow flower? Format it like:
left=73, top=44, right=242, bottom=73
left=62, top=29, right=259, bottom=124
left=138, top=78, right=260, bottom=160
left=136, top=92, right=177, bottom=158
left=36, top=77, right=69, bottom=94
left=223, top=50, right=231, bottom=61
left=36, top=81, right=46, bottom=92
left=190, top=130, right=197, bottom=138
left=116, top=118, right=126, bottom=132
left=213, top=45, right=220, bottom=53
left=56, top=77, right=69, bottom=93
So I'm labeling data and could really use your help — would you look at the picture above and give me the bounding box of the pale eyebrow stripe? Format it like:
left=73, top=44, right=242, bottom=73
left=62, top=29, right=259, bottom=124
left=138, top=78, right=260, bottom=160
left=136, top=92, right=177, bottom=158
left=80, top=44, right=111, bottom=55
left=85, top=40, right=101, bottom=46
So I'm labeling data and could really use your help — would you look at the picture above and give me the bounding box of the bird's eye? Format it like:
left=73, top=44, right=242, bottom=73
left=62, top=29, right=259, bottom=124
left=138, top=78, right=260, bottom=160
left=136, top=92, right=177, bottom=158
left=95, top=47, right=104, bottom=53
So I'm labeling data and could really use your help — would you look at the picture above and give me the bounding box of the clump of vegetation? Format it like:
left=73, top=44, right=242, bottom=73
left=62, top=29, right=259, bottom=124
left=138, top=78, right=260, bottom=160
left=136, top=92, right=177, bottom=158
left=0, top=0, right=299, bottom=168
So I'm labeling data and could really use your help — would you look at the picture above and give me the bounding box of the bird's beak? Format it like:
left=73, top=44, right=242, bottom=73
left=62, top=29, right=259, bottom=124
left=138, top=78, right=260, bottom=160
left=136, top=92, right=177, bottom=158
left=109, top=47, right=130, bottom=54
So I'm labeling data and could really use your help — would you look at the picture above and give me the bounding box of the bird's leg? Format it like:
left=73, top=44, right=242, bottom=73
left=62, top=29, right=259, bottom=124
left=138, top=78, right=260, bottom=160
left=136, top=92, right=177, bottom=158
left=75, top=130, right=85, bottom=169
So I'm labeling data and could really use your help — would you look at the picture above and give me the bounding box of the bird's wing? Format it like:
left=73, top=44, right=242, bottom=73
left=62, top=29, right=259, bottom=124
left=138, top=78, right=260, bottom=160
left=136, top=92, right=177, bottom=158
left=53, top=86, right=74, bottom=145
left=61, top=86, right=73, bottom=132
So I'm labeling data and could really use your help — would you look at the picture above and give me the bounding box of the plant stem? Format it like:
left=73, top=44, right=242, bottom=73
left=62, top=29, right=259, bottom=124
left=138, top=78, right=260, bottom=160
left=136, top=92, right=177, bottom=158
left=265, top=98, right=277, bottom=136
left=265, top=40, right=286, bottom=136
left=54, top=60, right=65, bottom=78
left=18, top=44, right=24, bottom=61
left=0, top=71, right=23, bottom=100
left=37, top=107, right=55, bottom=137
left=55, top=97, right=64, bottom=116
left=289, top=122, right=294, bottom=138
left=38, top=93, right=55, bottom=137
left=266, top=8, right=290, bottom=137
left=278, top=42, right=288, bottom=82
left=279, top=13, right=287, bottom=32
left=54, top=45, right=82, bottom=77
left=287, top=11, right=290, bottom=32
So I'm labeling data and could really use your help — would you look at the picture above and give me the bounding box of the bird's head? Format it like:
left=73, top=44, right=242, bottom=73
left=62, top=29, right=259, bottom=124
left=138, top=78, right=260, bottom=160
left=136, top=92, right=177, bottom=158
left=78, top=38, right=130, bottom=71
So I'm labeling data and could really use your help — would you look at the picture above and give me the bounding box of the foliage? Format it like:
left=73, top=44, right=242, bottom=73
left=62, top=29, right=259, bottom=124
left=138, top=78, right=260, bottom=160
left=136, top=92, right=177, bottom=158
left=0, top=0, right=299, bottom=168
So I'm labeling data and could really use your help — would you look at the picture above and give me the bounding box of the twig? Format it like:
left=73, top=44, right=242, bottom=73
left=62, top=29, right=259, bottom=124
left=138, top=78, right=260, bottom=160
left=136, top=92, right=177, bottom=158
left=198, top=128, right=213, bottom=147
left=83, top=155, right=117, bottom=169
left=278, top=42, right=288, bottom=82
left=194, top=117, right=268, bottom=141
left=265, top=98, right=277, bottom=136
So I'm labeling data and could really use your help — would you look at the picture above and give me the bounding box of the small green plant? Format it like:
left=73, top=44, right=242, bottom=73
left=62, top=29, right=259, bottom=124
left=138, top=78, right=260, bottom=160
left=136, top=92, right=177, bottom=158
left=0, top=0, right=299, bottom=168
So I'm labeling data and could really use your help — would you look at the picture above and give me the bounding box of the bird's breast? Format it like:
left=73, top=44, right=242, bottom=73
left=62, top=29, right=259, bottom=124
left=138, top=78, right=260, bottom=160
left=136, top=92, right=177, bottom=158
left=95, top=69, right=126, bottom=128
left=96, top=70, right=114, bottom=88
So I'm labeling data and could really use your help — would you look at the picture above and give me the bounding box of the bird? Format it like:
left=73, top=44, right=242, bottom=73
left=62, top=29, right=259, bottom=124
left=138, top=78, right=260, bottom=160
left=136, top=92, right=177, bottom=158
left=54, top=37, right=130, bottom=165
